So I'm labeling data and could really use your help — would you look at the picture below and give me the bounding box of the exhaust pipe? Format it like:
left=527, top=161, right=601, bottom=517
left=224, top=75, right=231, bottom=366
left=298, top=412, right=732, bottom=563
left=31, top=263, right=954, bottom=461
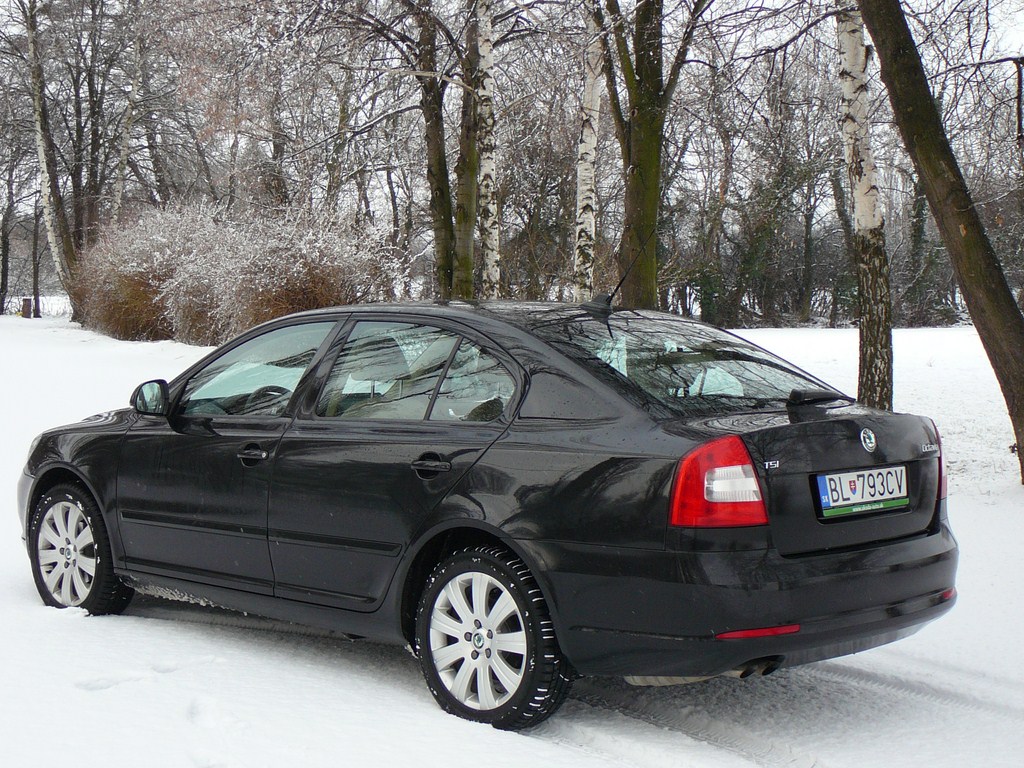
left=624, top=658, right=783, bottom=687
left=725, top=657, right=783, bottom=679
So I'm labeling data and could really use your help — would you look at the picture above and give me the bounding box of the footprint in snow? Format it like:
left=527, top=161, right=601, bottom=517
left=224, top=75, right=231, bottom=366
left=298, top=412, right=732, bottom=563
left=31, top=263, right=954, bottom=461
left=74, top=673, right=145, bottom=691
left=187, top=696, right=245, bottom=731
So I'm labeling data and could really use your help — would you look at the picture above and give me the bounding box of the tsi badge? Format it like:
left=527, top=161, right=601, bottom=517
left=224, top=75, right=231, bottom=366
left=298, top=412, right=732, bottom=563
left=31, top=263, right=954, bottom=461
left=860, top=428, right=877, bottom=453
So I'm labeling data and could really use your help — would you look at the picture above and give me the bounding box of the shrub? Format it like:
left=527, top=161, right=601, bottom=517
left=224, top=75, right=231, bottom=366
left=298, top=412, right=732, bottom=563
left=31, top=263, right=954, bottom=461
left=80, top=205, right=402, bottom=344
left=79, top=223, right=173, bottom=341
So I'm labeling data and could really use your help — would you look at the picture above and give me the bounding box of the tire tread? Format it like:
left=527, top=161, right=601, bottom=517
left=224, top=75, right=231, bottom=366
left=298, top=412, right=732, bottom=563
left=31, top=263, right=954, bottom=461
left=29, top=483, right=134, bottom=615
left=415, top=544, right=574, bottom=730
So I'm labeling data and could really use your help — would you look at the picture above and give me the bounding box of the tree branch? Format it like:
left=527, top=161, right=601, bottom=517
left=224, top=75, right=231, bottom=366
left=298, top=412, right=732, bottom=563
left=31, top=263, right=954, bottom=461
left=665, top=0, right=714, bottom=104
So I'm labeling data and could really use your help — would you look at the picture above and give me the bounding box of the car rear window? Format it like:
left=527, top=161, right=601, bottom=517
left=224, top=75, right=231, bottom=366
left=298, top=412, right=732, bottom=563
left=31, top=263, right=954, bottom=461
left=529, top=310, right=832, bottom=417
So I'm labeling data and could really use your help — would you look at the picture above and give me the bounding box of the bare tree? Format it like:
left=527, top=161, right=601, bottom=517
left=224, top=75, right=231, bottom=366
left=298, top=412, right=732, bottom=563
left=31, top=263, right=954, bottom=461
left=837, top=7, right=893, bottom=410
left=19, top=0, right=78, bottom=310
left=593, top=0, right=712, bottom=309
left=859, top=0, right=1024, bottom=480
left=477, top=0, right=501, bottom=298
left=573, top=9, right=602, bottom=301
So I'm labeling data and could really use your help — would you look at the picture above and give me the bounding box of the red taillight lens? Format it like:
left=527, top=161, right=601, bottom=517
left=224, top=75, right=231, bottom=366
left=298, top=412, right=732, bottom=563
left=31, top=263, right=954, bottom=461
left=670, top=435, right=769, bottom=527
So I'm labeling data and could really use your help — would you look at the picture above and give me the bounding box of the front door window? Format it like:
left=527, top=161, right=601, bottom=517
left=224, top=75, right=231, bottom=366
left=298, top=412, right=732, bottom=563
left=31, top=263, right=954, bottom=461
left=180, top=322, right=335, bottom=417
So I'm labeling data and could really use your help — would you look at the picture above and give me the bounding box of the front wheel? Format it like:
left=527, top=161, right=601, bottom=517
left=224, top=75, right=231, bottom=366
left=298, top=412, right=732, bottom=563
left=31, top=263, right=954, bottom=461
left=415, top=546, right=573, bottom=730
left=28, top=484, right=134, bottom=614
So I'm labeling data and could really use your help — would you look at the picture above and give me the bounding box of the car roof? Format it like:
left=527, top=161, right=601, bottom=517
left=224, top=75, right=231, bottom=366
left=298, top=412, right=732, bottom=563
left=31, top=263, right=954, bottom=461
left=282, top=299, right=710, bottom=335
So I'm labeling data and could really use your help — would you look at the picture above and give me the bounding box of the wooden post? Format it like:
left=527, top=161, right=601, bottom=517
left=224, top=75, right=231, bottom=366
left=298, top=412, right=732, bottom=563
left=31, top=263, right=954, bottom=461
left=22, top=297, right=33, bottom=317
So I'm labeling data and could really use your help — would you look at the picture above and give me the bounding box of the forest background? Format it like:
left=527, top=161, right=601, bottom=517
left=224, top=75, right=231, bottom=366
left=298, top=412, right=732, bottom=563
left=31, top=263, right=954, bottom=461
left=0, top=0, right=1022, bottom=355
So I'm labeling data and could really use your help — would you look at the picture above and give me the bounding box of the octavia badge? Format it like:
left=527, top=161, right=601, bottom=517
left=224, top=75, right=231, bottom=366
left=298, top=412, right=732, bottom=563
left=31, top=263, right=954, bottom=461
left=860, top=428, right=877, bottom=453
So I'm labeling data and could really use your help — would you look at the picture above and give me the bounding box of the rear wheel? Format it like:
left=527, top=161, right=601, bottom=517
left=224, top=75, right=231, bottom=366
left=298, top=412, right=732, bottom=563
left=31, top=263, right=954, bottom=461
left=415, top=546, right=573, bottom=730
left=29, top=484, right=133, bottom=614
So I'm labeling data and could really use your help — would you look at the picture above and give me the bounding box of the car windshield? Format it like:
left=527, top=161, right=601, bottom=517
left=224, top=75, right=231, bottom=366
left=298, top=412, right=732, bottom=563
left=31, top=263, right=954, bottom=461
left=528, top=309, right=836, bottom=417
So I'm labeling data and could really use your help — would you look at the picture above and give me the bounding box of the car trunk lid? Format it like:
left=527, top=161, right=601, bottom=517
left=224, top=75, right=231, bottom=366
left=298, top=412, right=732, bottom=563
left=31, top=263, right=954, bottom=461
left=666, top=403, right=942, bottom=556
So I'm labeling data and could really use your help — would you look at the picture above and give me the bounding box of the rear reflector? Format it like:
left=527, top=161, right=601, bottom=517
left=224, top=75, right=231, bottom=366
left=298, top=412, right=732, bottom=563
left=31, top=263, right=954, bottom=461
left=670, top=435, right=769, bottom=527
left=716, top=624, right=801, bottom=640
left=941, top=588, right=956, bottom=601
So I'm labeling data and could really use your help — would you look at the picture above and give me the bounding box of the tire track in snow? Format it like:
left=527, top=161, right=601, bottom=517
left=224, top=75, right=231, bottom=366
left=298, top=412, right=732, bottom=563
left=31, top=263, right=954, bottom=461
left=804, top=662, right=1024, bottom=722
left=566, top=679, right=835, bottom=768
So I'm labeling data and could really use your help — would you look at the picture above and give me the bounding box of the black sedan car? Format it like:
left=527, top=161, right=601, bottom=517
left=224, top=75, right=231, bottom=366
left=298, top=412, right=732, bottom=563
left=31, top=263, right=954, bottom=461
left=18, top=301, right=957, bottom=730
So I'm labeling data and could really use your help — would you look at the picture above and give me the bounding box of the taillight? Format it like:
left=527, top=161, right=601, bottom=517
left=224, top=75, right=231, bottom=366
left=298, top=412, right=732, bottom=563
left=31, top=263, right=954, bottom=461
left=670, top=435, right=769, bottom=527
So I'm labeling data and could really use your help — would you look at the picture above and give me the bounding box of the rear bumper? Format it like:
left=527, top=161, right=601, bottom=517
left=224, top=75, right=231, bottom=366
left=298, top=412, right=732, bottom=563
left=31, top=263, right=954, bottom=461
left=517, top=523, right=958, bottom=677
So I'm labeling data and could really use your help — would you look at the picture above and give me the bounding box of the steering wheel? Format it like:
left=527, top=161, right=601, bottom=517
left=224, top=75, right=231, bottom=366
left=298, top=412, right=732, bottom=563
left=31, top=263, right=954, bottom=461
left=244, top=385, right=292, bottom=415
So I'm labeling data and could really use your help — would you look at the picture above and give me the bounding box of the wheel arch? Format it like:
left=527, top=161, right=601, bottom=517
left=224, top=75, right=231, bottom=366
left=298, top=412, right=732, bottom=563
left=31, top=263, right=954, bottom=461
left=397, top=521, right=555, bottom=647
left=26, top=466, right=135, bottom=614
left=28, top=465, right=103, bottom=518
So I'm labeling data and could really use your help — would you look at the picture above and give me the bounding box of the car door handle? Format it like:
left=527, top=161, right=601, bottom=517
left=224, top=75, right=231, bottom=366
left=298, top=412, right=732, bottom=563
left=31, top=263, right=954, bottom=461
left=411, top=459, right=452, bottom=473
left=237, top=446, right=270, bottom=464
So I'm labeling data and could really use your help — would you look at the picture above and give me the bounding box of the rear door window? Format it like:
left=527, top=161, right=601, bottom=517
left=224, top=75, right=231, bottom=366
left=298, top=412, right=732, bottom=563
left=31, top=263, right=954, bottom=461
left=316, top=322, right=458, bottom=420
left=430, top=342, right=515, bottom=423
left=316, top=320, right=516, bottom=423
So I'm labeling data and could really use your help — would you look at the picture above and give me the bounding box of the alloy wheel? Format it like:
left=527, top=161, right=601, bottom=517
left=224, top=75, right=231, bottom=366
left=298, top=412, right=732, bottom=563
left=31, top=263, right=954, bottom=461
left=428, top=570, right=528, bottom=710
left=36, top=499, right=97, bottom=607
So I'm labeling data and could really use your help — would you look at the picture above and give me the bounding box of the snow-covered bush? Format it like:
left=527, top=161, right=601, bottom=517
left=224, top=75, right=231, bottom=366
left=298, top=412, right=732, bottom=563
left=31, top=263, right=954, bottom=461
left=79, top=216, right=176, bottom=341
left=81, top=205, right=401, bottom=344
left=223, top=216, right=397, bottom=336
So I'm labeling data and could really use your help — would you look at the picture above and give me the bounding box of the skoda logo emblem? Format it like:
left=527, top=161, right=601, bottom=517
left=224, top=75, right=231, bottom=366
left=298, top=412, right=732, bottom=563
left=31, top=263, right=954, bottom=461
left=860, top=428, right=877, bottom=453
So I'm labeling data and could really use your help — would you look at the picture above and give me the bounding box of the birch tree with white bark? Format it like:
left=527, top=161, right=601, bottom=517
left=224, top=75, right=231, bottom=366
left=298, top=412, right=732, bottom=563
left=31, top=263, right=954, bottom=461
left=476, top=0, right=501, bottom=298
left=573, top=9, right=602, bottom=302
left=837, top=6, right=893, bottom=410
left=18, top=0, right=78, bottom=308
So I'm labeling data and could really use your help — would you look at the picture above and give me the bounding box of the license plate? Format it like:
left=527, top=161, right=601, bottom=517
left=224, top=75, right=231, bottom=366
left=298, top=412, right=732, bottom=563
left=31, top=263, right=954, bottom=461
left=816, top=466, right=909, bottom=518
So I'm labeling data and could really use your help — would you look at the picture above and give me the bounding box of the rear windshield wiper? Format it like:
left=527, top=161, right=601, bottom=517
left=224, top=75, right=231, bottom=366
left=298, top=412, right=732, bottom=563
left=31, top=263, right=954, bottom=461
left=787, top=388, right=856, bottom=406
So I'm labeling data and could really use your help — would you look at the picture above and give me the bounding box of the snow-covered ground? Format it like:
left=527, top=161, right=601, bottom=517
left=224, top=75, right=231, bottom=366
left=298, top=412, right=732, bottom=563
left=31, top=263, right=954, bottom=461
left=1, top=316, right=1021, bottom=767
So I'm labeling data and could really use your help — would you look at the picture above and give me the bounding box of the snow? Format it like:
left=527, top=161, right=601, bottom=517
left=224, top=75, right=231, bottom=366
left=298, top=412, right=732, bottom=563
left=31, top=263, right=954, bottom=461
left=1, top=316, right=1022, bottom=767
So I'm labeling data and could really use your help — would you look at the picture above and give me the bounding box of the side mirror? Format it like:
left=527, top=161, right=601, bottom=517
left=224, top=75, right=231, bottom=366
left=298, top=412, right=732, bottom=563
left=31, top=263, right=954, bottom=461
left=131, top=379, right=170, bottom=416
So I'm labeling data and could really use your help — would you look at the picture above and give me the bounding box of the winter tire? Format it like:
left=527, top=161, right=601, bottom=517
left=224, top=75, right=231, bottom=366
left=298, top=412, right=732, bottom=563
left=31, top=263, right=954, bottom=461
left=415, top=545, right=573, bottom=730
left=29, top=484, right=134, bottom=614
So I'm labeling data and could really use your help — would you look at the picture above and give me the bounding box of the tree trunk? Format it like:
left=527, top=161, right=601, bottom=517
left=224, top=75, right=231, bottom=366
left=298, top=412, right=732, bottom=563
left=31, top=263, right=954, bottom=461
left=573, top=14, right=602, bottom=302
left=829, top=165, right=857, bottom=326
left=113, top=29, right=144, bottom=222
left=797, top=179, right=815, bottom=322
left=325, top=72, right=354, bottom=214
left=0, top=199, right=10, bottom=315
left=416, top=9, right=457, bottom=301
left=84, top=6, right=104, bottom=249
left=837, top=8, right=893, bottom=411
left=612, top=0, right=664, bottom=309
left=899, top=174, right=934, bottom=325
left=183, top=116, right=217, bottom=203
left=452, top=105, right=477, bottom=300
left=33, top=202, right=42, bottom=317
left=695, top=120, right=733, bottom=325
left=140, top=59, right=172, bottom=206
left=22, top=0, right=79, bottom=313
left=0, top=150, right=15, bottom=314
left=452, top=10, right=480, bottom=302
left=859, top=0, right=1024, bottom=482
left=476, top=0, right=501, bottom=299
left=596, top=0, right=708, bottom=309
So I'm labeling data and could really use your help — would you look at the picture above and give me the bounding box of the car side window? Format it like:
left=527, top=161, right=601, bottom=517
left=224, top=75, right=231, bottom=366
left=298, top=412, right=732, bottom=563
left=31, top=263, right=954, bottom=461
left=179, top=322, right=335, bottom=417
left=317, top=322, right=459, bottom=420
left=430, top=342, right=515, bottom=423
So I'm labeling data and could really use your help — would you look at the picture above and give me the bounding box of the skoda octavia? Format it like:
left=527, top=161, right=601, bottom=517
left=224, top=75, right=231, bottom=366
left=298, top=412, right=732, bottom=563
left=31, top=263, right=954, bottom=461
left=18, top=301, right=957, bottom=729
